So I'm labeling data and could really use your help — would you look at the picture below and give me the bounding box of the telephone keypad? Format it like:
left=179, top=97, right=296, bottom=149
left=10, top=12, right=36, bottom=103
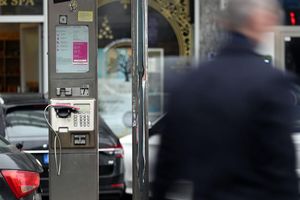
left=74, top=115, right=78, bottom=127
left=74, top=113, right=91, bottom=128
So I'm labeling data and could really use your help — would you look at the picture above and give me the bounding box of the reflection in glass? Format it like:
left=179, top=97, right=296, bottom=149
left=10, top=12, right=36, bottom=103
left=5, top=110, right=48, bottom=149
left=97, top=1, right=194, bottom=137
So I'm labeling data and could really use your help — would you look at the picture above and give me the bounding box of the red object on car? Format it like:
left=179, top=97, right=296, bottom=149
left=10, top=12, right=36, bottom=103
left=1, top=170, right=40, bottom=199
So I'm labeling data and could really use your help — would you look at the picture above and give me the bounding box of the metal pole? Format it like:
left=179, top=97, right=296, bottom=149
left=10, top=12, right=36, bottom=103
left=195, top=0, right=200, bottom=63
left=132, top=0, right=149, bottom=200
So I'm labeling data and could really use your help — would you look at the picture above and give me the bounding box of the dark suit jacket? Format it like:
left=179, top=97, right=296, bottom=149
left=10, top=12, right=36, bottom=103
left=153, top=33, right=300, bottom=200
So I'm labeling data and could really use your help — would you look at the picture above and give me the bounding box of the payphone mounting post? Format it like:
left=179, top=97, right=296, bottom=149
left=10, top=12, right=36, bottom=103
left=48, top=1, right=98, bottom=200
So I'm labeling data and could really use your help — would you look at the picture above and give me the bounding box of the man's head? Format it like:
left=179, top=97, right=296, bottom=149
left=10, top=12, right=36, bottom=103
left=222, top=0, right=281, bottom=43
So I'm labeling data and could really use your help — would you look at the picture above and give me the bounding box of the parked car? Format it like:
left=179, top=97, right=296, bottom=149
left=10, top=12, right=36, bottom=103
left=120, top=114, right=193, bottom=200
left=0, top=94, right=125, bottom=200
left=0, top=135, right=43, bottom=200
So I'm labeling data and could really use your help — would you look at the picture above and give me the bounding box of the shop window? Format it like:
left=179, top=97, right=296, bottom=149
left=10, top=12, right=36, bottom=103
left=97, top=0, right=194, bottom=137
left=0, top=23, right=41, bottom=93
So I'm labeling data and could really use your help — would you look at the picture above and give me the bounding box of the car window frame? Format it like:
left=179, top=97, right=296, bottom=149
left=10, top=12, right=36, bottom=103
left=0, top=135, right=10, bottom=147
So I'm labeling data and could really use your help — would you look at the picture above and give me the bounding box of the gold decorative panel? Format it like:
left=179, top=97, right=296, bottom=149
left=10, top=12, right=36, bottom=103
left=98, top=0, right=193, bottom=56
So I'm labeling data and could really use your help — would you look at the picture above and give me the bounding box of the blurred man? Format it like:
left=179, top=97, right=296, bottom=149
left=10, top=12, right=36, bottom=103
left=153, top=0, right=300, bottom=199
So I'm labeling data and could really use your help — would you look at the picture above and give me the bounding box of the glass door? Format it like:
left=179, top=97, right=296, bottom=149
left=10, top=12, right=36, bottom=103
left=20, top=23, right=41, bottom=93
left=275, top=27, right=300, bottom=73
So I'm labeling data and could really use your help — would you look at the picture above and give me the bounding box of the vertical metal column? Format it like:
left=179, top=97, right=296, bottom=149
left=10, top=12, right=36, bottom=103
left=132, top=0, right=149, bottom=200
left=195, top=0, right=200, bottom=63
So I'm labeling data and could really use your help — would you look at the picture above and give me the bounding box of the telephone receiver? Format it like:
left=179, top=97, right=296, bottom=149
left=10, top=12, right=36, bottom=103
left=52, top=104, right=80, bottom=118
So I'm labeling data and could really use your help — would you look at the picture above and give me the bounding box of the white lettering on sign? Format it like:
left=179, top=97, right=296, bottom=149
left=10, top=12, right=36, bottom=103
left=0, top=0, right=35, bottom=6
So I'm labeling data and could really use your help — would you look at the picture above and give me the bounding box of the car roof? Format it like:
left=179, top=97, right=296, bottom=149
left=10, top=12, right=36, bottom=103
left=0, top=93, right=48, bottom=108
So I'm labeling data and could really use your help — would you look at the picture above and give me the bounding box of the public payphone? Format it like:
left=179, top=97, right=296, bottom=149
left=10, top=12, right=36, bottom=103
left=47, top=1, right=98, bottom=200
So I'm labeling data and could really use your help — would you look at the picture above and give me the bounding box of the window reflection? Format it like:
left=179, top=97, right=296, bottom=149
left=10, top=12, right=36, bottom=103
left=5, top=110, right=48, bottom=149
left=97, top=0, right=194, bottom=137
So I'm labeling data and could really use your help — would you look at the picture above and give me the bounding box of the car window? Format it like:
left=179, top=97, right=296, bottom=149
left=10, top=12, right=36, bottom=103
left=5, top=110, right=48, bottom=149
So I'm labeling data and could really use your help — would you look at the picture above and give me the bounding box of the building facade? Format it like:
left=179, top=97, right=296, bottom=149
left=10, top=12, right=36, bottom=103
left=0, top=0, right=198, bottom=136
left=1, top=0, right=297, bottom=137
